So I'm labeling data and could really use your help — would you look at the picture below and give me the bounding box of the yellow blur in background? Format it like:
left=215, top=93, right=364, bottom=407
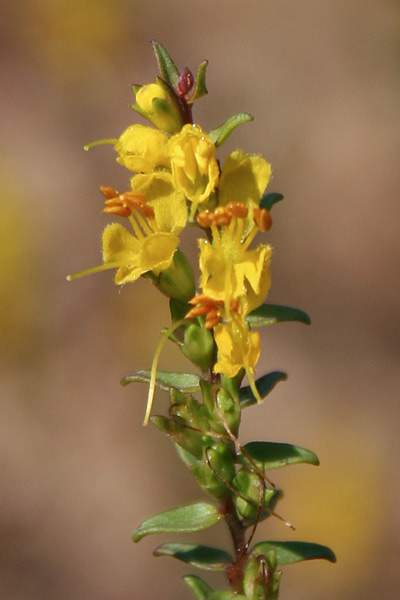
left=1, top=1, right=399, bottom=599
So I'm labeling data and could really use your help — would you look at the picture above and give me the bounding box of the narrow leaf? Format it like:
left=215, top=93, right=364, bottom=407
left=239, top=371, right=287, bottom=408
left=260, top=192, right=284, bottom=211
left=121, top=369, right=200, bottom=393
left=247, top=304, right=311, bottom=327
left=151, top=40, right=179, bottom=88
left=133, top=502, right=222, bottom=542
left=183, top=574, right=213, bottom=600
left=188, top=60, right=209, bottom=103
left=154, top=543, right=232, bottom=571
left=209, top=113, right=254, bottom=147
left=251, top=541, right=336, bottom=564
left=208, top=592, right=246, bottom=600
left=242, top=441, right=319, bottom=469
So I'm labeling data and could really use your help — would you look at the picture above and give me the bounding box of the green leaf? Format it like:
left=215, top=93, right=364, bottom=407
left=242, top=441, right=320, bottom=469
left=120, top=369, right=201, bottom=393
left=133, top=502, right=222, bottom=542
left=208, top=592, right=246, bottom=600
left=151, top=40, right=179, bottom=88
left=251, top=541, right=336, bottom=565
left=183, top=574, right=214, bottom=600
left=239, top=371, right=287, bottom=408
left=209, top=113, right=254, bottom=147
left=260, top=192, right=284, bottom=211
left=188, top=60, right=209, bottom=103
left=154, top=543, right=232, bottom=571
left=247, top=304, right=311, bottom=327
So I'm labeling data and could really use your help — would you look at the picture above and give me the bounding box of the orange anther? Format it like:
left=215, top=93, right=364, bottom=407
left=99, top=185, right=119, bottom=200
left=225, top=201, right=248, bottom=218
left=253, top=207, right=272, bottom=232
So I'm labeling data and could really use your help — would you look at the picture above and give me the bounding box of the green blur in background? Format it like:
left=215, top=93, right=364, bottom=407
left=1, top=1, right=399, bottom=598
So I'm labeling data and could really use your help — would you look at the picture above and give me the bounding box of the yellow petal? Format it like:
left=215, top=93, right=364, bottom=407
left=214, top=321, right=261, bottom=378
left=102, top=222, right=139, bottom=264
left=135, top=82, right=169, bottom=114
left=168, top=124, right=219, bottom=215
left=219, top=150, right=271, bottom=206
left=115, top=124, right=170, bottom=172
left=130, top=172, right=187, bottom=233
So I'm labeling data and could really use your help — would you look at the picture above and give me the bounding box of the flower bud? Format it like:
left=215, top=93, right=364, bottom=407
left=181, top=323, right=214, bottom=371
left=155, top=250, right=195, bottom=303
left=133, top=79, right=184, bottom=134
left=191, top=442, right=236, bottom=500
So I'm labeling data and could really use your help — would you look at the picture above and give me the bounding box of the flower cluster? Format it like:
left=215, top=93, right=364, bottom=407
left=68, top=41, right=335, bottom=600
left=68, top=41, right=274, bottom=402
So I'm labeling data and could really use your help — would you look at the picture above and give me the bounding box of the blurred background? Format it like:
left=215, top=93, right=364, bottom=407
left=1, top=1, right=399, bottom=598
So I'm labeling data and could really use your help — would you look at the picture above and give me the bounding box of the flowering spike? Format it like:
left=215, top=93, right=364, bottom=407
left=68, top=41, right=335, bottom=599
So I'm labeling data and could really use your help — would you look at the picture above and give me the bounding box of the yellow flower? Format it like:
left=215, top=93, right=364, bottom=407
left=219, top=149, right=271, bottom=237
left=168, top=124, right=220, bottom=219
left=198, top=214, right=272, bottom=316
left=213, top=316, right=261, bottom=378
left=67, top=172, right=187, bottom=285
left=115, top=124, right=170, bottom=173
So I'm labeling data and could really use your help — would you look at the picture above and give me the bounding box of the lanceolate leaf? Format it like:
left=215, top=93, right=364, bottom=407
left=120, top=369, right=201, bottom=393
left=151, top=40, right=179, bottom=88
left=183, top=575, right=214, bottom=600
left=209, top=113, right=254, bottom=147
left=188, top=60, right=209, bottom=103
left=154, top=543, right=232, bottom=571
left=247, top=304, right=311, bottom=327
left=251, top=541, right=337, bottom=564
left=242, top=441, right=320, bottom=469
left=239, top=371, right=287, bottom=408
left=133, top=502, right=222, bottom=542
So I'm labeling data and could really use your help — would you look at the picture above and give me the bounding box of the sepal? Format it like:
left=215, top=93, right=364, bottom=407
left=147, top=250, right=195, bottom=303
left=181, top=322, right=215, bottom=371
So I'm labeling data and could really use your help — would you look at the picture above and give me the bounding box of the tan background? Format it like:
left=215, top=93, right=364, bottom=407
left=1, top=1, right=399, bottom=598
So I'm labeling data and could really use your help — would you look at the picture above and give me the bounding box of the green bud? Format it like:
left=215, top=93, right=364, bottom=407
left=151, top=250, right=195, bottom=303
left=191, top=443, right=236, bottom=500
left=181, top=323, right=214, bottom=371
left=216, top=387, right=241, bottom=437
left=232, top=469, right=275, bottom=520
left=243, top=556, right=267, bottom=600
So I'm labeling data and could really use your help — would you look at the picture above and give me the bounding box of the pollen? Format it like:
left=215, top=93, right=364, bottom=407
left=100, top=186, right=154, bottom=219
left=196, top=202, right=248, bottom=228
left=186, top=294, right=241, bottom=329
